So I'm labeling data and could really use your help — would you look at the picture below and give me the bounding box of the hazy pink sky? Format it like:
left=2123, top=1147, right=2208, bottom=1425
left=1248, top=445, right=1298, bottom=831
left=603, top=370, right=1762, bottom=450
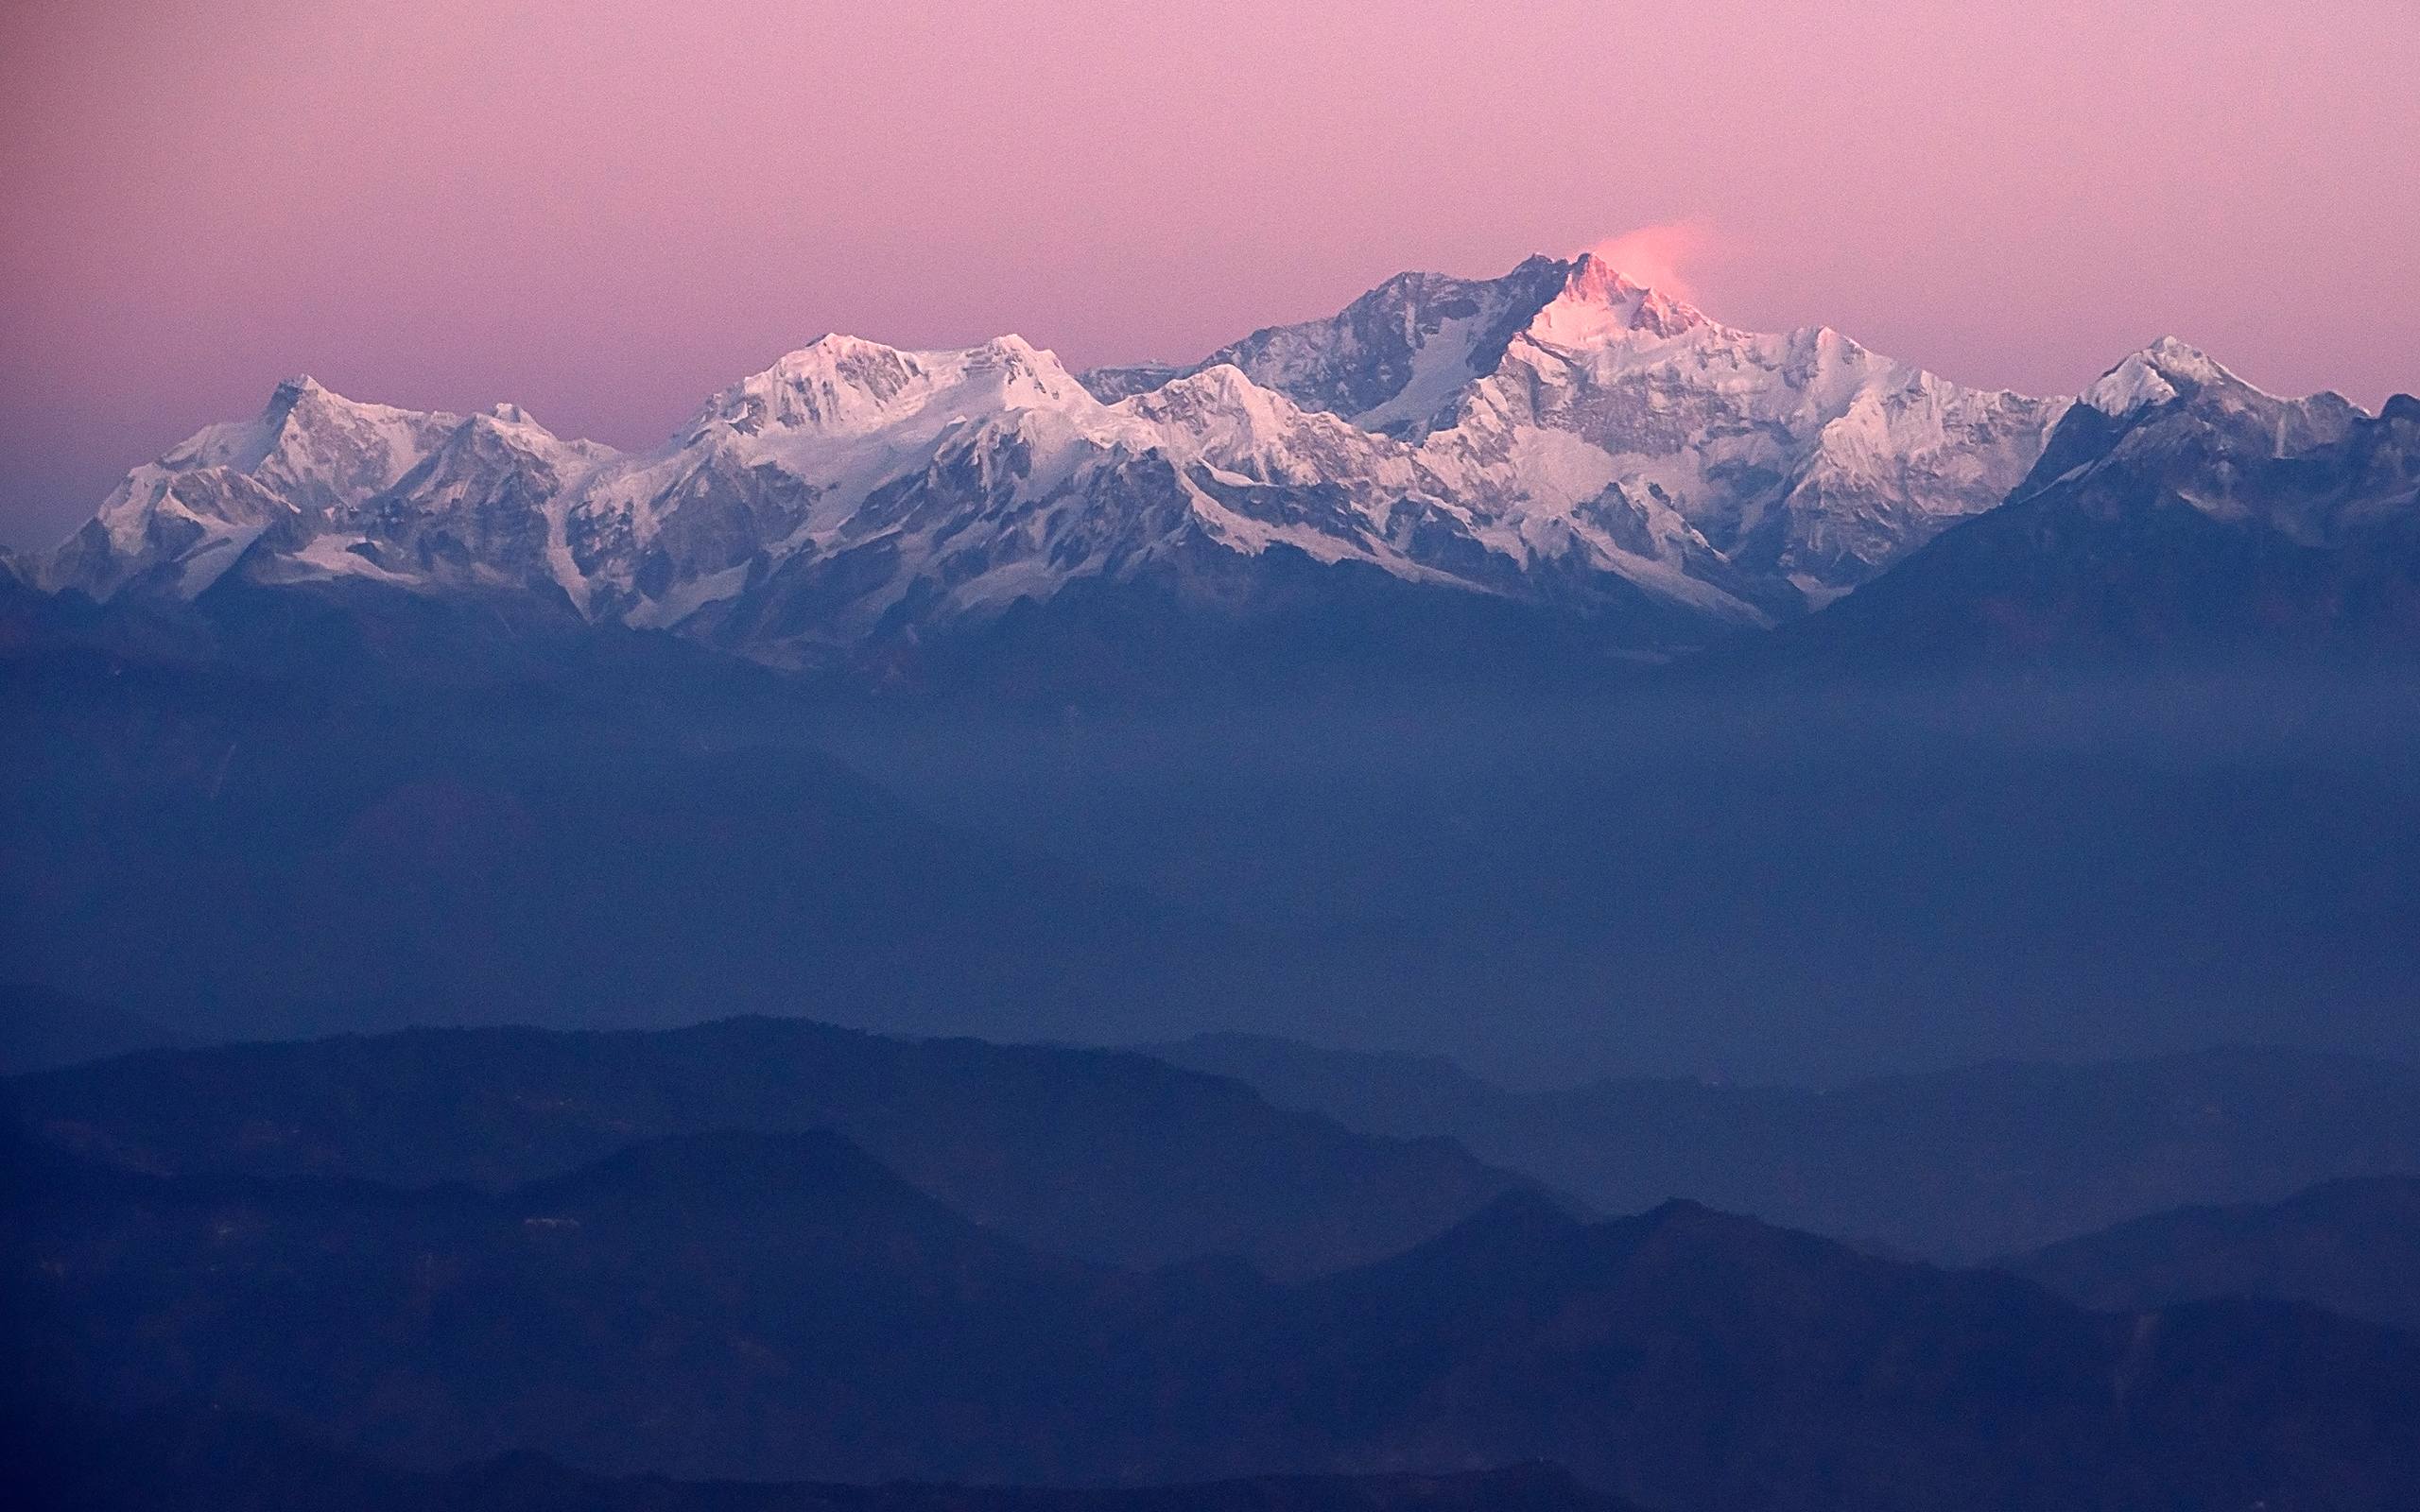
left=5, top=0, right=2415, bottom=547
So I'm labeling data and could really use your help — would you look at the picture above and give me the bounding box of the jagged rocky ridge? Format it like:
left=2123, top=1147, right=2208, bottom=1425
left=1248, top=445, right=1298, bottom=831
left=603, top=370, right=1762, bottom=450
left=38, top=254, right=2081, bottom=660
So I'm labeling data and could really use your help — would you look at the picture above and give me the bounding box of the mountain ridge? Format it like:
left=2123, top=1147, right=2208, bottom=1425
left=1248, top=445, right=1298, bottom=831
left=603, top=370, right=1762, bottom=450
left=31, top=253, right=2087, bottom=660
left=5, top=1015, right=1547, bottom=1280
left=14, top=1119, right=2418, bottom=1504
left=9, top=1398, right=1647, bottom=1512
left=1760, top=334, right=2420, bottom=666
left=1140, top=1033, right=2420, bottom=1263
left=2001, top=1173, right=2420, bottom=1333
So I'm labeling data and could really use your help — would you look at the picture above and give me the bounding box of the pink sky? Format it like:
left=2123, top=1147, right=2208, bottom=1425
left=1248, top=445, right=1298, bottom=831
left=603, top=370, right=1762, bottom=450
left=4, top=0, right=2415, bottom=548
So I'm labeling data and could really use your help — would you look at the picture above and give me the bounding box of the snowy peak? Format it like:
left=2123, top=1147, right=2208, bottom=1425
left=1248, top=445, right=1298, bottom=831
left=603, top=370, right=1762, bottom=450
left=1074, top=253, right=1713, bottom=439
left=34, top=254, right=2071, bottom=639
left=44, top=250, right=2355, bottom=665
left=264, top=373, right=324, bottom=422
left=1118, top=363, right=1374, bottom=480
left=1151, top=255, right=1574, bottom=436
left=694, top=334, right=1093, bottom=441
left=149, top=375, right=437, bottom=479
left=2140, top=334, right=2227, bottom=376
left=2016, top=335, right=2403, bottom=552
left=2066, top=338, right=2371, bottom=472
left=35, top=374, right=610, bottom=603
left=2081, top=337, right=2238, bottom=417
left=1123, top=363, right=1295, bottom=433
left=238, top=377, right=463, bottom=512
left=1532, top=251, right=1711, bottom=346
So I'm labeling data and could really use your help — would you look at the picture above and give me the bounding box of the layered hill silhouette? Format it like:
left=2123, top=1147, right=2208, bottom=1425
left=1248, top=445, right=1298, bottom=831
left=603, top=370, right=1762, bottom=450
left=10, top=1122, right=2419, bottom=1509
left=9, top=1400, right=1638, bottom=1512
left=2004, top=1174, right=2420, bottom=1334
left=1145, top=1034, right=2420, bottom=1261
left=5, top=1017, right=1537, bottom=1279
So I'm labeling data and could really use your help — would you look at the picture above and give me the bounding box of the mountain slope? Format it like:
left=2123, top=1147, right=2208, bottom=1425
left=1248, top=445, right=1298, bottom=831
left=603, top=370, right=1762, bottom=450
left=1141, top=1036, right=2420, bottom=1263
left=1113, top=254, right=2066, bottom=603
left=9, top=1400, right=1642, bottom=1512
left=0, top=984, right=186, bottom=1074
left=5, top=1016, right=1540, bottom=1280
left=33, top=255, right=2068, bottom=660
left=1084, top=257, right=1583, bottom=435
left=11, top=1133, right=2417, bottom=1507
left=6, top=1128, right=1180, bottom=1484
left=1770, top=341, right=2420, bottom=665
left=44, top=379, right=469, bottom=602
left=2003, top=1174, right=2420, bottom=1333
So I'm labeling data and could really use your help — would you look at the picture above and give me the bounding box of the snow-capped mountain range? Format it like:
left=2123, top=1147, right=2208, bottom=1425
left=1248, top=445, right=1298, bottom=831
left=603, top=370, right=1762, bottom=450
left=34, top=251, right=2395, bottom=662
left=2055, top=336, right=2415, bottom=547
left=1773, top=333, right=2420, bottom=662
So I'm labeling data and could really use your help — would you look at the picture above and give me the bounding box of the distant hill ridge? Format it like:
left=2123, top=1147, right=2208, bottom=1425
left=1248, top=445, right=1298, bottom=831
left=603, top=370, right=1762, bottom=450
left=2004, top=1173, right=2420, bottom=1333
left=5, top=1014, right=1542, bottom=1280
left=1142, top=1033, right=2420, bottom=1261
left=11, top=1117, right=2417, bottom=1506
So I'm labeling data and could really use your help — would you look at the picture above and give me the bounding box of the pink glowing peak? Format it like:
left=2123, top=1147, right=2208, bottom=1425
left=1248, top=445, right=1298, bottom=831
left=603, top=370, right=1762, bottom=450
left=1552, top=250, right=1713, bottom=340
left=1585, top=222, right=1720, bottom=309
